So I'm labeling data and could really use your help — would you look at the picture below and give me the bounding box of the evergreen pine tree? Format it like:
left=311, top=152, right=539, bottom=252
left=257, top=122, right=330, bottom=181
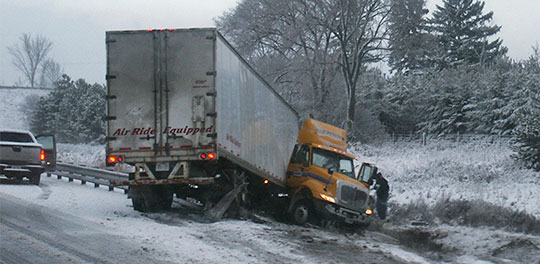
left=388, top=0, right=435, bottom=72
left=29, top=74, right=105, bottom=143
left=430, top=0, right=507, bottom=68
left=512, top=52, right=540, bottom=171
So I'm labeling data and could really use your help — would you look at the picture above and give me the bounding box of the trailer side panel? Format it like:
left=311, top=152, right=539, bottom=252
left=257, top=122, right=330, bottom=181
left=215, top=34, right=299, bottom=186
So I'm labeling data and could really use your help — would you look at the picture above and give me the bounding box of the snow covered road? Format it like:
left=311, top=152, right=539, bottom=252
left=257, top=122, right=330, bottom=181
left=0, top=192, right=169, bottom=264
left=0, top=176, right=430, bottom=264
left=2, top=174, right=539, bottom=263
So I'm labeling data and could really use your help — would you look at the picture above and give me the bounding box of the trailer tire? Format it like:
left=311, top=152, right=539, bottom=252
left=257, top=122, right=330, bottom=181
left=31, top=173, right=41, bottom=185
left=160, top=192, right=173, bottom=210
left=292, top=199, right=312, bottom=225
left=132, top=197, right=144, bottom=212
left=132, top=192, right=161, bottom=212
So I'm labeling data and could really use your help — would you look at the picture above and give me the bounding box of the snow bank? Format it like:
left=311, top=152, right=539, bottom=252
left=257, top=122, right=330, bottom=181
left=57, top=143, right=105, bottom=167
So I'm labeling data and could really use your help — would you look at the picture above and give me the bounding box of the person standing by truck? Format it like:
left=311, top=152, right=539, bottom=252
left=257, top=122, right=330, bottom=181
left=369, top=172, right=389, bottom=220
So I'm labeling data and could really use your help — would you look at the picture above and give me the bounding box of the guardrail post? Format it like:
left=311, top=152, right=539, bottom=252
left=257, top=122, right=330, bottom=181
left=57, top=175, right=62, bottom=180
left=108, top=186, right=114, bottom=191
left=68, top=177, right=73, bottom=182
left=81, top=180, right=86, bottom=185
left=94, top=183, right=100, bottom=188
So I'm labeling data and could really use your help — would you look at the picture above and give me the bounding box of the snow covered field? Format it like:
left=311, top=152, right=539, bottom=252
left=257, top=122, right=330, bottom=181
left=350, top=140, right=540, bottom=219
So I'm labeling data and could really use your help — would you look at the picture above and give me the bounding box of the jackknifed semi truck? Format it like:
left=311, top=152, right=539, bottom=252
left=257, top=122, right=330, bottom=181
left=105, top=28, right=299, bottom=218
left=106, top=28, right=375, bottom=225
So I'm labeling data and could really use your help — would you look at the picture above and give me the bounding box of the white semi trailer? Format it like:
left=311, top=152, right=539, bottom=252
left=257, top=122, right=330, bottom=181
left=105, top=28, right=299, bottom=215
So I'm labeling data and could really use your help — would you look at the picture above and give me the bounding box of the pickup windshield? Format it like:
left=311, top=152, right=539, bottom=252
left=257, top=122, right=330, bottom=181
left=312, top=147, right=355, bottom=178
left=0, top=132, right=33, bottom=143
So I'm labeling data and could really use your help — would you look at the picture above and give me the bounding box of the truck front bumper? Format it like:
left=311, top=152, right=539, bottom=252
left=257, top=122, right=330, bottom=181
left=313, top=199, right=370, bottom=225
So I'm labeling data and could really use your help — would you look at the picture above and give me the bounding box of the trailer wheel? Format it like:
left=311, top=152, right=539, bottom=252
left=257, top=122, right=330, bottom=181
left=292, top=199, right=312, bottom=225
left=132, top=197, right=144, bottom=211
left=31, top=173, right=41, bottom=185
left=160, top=192, right=173, bottom=210
left=132, top=192, right=161, bottom=212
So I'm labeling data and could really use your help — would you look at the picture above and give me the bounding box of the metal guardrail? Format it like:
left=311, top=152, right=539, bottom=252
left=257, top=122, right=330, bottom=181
left=49, top=163, right=129, bottom=193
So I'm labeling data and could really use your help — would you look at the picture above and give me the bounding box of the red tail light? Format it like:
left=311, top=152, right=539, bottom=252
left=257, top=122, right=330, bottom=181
left=40, top=149, right=45, bottom=161
left=118, top=156, right=124, bottom=162
left=108, top=155, right=117, bottom=163
left=263, top=179, right=269, bottom=185
left=208, top=152, right=215, bottom=160
left=200, top=153, right=207, bottom=159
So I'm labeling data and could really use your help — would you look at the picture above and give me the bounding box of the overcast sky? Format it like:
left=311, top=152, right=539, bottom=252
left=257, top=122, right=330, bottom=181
left=1, top=0, right=539, bottom=86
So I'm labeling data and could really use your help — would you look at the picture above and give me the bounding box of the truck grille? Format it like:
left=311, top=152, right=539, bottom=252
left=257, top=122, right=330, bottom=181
left=337, top=181, right=368, bottom=211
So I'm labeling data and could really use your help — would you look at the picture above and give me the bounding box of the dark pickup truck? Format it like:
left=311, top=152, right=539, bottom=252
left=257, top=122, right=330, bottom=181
left=0, top=129, right=45, bottom=185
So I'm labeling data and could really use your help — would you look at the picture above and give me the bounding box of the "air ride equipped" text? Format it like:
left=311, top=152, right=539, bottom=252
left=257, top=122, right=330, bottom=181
left=112, top=126, right=214, bottom=136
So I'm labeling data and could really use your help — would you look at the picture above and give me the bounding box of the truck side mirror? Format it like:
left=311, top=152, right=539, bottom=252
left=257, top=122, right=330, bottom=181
left=327, top=168, right=335, bottom=175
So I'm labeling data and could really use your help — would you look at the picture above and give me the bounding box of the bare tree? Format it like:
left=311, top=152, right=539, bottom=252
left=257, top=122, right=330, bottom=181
left=39, top=58, right=62, bottom=88
left=8, top=33, right=53, bottom=87
left=317, top=0, right=391, bottom=135
left=216, top=0, right=341, bottom=121
left=218, top=0, right=390, bottom=134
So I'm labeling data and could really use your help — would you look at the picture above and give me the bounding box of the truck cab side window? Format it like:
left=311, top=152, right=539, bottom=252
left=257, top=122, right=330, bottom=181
left=295, top=145, right=310, bottom=167
left=290, top=145, right=299, bottom=163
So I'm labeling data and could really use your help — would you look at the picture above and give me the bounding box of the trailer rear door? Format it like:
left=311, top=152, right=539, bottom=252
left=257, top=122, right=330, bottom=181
left=106, top=29, right=216, bottom=159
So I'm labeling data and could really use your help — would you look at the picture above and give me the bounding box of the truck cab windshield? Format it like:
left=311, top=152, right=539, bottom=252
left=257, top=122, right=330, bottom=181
left=312, top=147, right=355, bottom=178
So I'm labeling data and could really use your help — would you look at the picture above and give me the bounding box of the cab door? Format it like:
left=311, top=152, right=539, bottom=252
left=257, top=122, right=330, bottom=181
left=36, top=134, right=56, bottom=171
left=356, top=162, right=376, bottom=183
left=286, top=144, right=310, bottom=188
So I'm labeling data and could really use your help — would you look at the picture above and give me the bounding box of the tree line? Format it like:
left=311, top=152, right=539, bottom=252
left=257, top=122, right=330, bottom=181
left=216, top=0, right=539, bottom=170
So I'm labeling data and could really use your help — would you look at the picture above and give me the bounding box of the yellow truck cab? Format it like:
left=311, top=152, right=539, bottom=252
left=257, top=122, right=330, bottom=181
left=287, top=118, right=374, bottom=226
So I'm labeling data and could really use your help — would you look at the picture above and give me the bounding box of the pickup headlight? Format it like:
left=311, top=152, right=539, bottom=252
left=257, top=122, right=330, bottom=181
left=320, top=193, right=336, bottom=203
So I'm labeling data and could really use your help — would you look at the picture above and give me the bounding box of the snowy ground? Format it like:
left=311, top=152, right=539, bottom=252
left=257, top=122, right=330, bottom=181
left=2, top=85, right=540, bottom=263
left=0, top=177, right=430, bottom=263
left=2, top=166, right=539, bottom=263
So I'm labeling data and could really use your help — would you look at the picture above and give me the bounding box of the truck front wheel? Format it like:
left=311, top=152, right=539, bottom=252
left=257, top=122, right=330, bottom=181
left=292, top=199, right=312, bottom=225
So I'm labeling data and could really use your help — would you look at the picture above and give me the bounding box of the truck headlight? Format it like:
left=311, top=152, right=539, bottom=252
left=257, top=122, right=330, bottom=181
left=320, top=193, right=336, bottom=203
